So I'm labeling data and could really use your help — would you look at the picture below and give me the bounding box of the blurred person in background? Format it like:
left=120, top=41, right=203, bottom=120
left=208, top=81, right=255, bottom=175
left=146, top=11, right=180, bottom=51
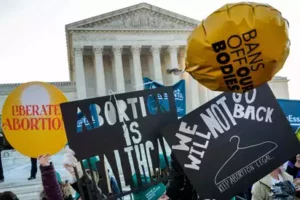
left=287, top=154, right=300, bottom=179
left=28, top=157, right=37, bottom=180
left=39, top=154, right=73, bottom=200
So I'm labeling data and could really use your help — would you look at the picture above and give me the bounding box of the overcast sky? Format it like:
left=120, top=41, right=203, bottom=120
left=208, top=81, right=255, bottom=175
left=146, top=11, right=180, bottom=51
left=0, top=0, right=299, bottom=98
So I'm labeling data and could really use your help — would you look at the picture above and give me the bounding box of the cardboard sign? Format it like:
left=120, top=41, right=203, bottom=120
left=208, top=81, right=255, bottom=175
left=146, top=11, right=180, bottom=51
left=60, top=87, right=177, bottom=196
left=1, top=82, right=68, bottom=158
left=161, top=84, right=300, bottom=199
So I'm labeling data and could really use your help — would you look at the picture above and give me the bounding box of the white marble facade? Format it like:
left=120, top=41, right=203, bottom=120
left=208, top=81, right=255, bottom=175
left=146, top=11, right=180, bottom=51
left=0, top=3, right=291, bottom=117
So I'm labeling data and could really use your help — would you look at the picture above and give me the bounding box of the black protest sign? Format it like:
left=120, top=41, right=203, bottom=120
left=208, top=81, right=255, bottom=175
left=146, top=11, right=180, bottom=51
left=161, top=84, right=300, bottom=199
left=60, top=87, right=177, bottom=197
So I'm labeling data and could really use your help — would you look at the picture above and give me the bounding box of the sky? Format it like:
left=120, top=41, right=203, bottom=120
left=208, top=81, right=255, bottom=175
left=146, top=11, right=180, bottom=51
left=0, top=0, right=299, bottom=98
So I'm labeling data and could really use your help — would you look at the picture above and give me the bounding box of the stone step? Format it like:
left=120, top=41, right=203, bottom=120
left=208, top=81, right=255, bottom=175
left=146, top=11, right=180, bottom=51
left=0, top=186, right=41, bottom=200
left=17, top=192, right=39, bottom=200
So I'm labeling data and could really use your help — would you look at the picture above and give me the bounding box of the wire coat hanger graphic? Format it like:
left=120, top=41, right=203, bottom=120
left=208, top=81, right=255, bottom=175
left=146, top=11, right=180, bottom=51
left=214, top=135, right=278, bottom=185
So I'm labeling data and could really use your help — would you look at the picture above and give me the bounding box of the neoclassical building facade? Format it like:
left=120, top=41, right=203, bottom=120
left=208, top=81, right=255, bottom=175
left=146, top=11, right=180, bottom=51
left=0, top=3, right=291, bottom=121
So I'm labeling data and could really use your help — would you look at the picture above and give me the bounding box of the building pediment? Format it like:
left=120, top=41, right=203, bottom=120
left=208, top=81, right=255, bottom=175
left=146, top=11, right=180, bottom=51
left=66, top=3, right=199, bottom=30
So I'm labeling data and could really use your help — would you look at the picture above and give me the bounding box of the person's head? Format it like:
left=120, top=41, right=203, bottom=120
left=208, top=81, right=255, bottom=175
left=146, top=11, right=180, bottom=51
left=0, top=191, right=19, bottom=200
left=296, top=154, right=300, bottom=162
left=40, top=181, right=72, bottom=200
left=271, top=167, right=282, bottom=175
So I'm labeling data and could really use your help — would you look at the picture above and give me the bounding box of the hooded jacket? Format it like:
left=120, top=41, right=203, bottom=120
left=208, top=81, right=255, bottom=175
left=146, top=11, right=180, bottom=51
left=251, top=171, right=299, bottom=200
left=40, top=163, right=73, bottom=200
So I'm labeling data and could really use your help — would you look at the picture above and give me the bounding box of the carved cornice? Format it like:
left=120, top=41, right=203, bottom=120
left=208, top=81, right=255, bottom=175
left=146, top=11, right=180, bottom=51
left=71, top=30, right=191, bottom=41
left=131, top=45, right=142, bottom=55
left=66, top=3, right=199, bottom=30
left=78, top=8, right=197, bottom=30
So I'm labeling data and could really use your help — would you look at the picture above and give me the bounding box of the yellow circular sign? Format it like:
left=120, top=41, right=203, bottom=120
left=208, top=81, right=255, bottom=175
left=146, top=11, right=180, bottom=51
left=1, top=82, right=68, bottom=158
left=185, top=2, right=290, bottom=93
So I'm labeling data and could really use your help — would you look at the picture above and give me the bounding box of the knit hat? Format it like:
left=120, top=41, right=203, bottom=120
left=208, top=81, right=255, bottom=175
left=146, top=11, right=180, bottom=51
left=82, top=156, right=99, bottom=171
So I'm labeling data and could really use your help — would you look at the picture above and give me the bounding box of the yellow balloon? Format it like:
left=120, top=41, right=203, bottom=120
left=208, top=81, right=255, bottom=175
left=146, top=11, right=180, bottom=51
left=1, top=82, right=68, bottom=158
left=185, top=2, right=290, bottom=93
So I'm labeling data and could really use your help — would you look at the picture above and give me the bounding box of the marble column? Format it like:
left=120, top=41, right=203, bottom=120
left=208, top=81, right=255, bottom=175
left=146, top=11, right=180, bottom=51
left=131, top=45, right=143, bottom=91
left=178, top=48, right=186, bottom=80
left=73, top=46, right=87, bottom=99
left=93, top=46, right=106, bottom=97
left=112, top=45, right=125, bottom=93
left=167, top=45, right=180, bottom=84
left=179, top=47, right=200, bottom=111
left=150, top=45, right=163, bottom=84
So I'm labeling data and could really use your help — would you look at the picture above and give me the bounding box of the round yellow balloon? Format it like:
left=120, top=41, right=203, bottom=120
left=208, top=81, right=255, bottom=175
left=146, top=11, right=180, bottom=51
left=1, top=82, right=68, bottom=158
left=185, top=2, right=290, bottom=93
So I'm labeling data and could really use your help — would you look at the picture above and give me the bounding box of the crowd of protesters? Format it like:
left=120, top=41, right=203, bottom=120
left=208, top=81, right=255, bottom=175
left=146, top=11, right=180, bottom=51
left=1, top=138, right=300, bottom=199
left=0, top=150, right=300, bottom=199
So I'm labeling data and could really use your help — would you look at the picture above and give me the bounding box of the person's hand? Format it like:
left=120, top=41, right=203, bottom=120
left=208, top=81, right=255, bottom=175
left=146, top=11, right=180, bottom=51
left=63, top=147, right=83, bottom=179
left=158, top=193, right=169, bottom=200
left=38, top=154, right=51, bottom=167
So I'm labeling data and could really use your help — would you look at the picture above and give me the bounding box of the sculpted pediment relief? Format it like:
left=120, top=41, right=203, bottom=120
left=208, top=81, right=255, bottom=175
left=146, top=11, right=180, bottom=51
left=78, top=8, right=197, bottom=30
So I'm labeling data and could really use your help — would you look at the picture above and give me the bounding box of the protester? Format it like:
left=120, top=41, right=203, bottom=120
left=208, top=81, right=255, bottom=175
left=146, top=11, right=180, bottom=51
left=63, top=147, right=106, bottom=200
left=287, top=154, right=300, bottom=179
left=0, top=132, right=4, bottom=183
left=28, top=157, right=37, bottom=180
left=0, top=191, right=19, bottom=200
left=39, top=154, right=73, bottom=200
left=251, top=166, right=299, bottom=200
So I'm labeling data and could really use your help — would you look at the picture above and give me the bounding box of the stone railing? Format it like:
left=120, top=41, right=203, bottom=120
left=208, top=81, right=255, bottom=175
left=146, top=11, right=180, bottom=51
left=0, top=81, right=76, bottom=95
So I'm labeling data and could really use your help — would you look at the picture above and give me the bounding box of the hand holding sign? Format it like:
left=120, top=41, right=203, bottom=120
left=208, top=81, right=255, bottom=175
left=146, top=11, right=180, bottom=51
left=1, top=82, right=68, bottom=158
left=185, top=2, right=290, bottom=93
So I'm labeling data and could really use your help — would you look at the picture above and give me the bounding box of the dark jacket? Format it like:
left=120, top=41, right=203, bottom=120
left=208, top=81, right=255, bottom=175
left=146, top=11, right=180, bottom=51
left=71, top=174, right=106, bottom=200
left=40, top=163, right=64, bottom=200
left=166, top=153, right=198, bottom=200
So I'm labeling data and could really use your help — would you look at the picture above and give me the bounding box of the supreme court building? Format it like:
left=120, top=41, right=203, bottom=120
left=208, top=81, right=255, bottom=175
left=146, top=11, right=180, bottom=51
left=0, top=3, right=291, bottom=118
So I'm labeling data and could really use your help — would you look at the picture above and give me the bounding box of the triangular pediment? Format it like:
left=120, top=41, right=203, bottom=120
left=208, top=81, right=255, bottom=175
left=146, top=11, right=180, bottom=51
left=66, top=3, right=199, bottom=30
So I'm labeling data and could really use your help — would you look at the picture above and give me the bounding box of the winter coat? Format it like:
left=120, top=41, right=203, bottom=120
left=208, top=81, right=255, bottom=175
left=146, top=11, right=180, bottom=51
left=166, top=153, right=198, bottom=200
left=40, top=163, right=73, bottom=200
left=251, top=172, right=299, bottom=200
